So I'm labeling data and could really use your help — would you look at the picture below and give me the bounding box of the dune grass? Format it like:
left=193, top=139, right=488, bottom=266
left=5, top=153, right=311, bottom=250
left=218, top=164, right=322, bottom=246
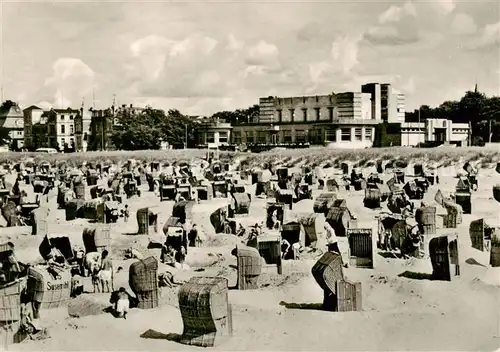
left=1, top=146, right=499, bottom=169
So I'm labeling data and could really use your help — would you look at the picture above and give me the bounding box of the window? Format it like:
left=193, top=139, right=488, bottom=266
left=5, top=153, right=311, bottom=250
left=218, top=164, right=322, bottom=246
left=296, top=130, right=307, bottom=143
left=60, top=115, right=65, bottom=120
left=355, top=128, right=362, bottom=141
left=206, top=132, right=215, bottom=143
left=277, top=110, right=282, bottom=122
left=302, top=108, right=307, bottom=121
left=70, top=138, right=75, bottom=146
left=61, top=138, right=65, bottom=146
left=246, top=132, right=254, bottom=144
left=328, top=107, right=334, bottom=121
left=233, top=131, right=242, bottom=144
left=61, top=125, right=65, bottom=134
left=70, top=115, right=74, bottom=120
left=84, top=133, right=88, bottom=141
left=70, top=125, right=74, bottom=134
left=257, top=131, right=267, bottom=143
left=341, top=128, right=351, bottom=141
left=17, top=131, right=22, bottom=136
left=290, top=109, right=295, bottom=122
left=365, top=128, right=373, bottom=141
left=219, top=132, right=228, bottom=143
left=315, top=108, right=320, bottom=121
left=326, top=130, right=336, bottom=142
left=283, top=130, right=292, bottom=143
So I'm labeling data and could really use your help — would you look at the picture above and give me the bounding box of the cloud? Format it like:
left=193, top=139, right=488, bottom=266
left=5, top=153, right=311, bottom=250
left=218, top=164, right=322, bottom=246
left=364, top=1, right=420, bottom=46
left=450, top=13, right=477, bottom=35
left=43, top=58, right=95, bottom=108
left=331, top=35, right=361, bottom=74
left=226, top=33, right=244, bottom=51
left=245, top=40, right=281, bottom=69
left=129, top=35, right=174, bottom=80
left=480, top=21, right=500, bottom=46
left=307, top=34, right=362, bottom=91
left=379, top=2, right=416, bottom=24
left=433, top=0, right=456, bottom=15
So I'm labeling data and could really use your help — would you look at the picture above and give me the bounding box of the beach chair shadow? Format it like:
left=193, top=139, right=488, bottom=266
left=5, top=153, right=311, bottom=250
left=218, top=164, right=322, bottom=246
left=140, top=329, right=181, bottom=342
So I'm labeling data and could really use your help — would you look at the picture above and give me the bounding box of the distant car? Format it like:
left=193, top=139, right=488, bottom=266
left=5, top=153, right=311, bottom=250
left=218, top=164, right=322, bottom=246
left=35, top=148, right=58, bottom=154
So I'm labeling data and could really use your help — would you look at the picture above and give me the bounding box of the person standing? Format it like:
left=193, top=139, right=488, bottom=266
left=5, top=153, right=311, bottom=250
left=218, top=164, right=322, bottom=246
left=123, top=205, right=130, bottom=223
left=99, top=250, right=113, bottom=293
left=324, top=222, right=340, bottom=253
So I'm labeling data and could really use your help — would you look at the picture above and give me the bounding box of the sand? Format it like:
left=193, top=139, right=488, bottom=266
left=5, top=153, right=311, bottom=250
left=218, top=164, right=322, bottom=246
left=2, top=164, right=500, bottom=351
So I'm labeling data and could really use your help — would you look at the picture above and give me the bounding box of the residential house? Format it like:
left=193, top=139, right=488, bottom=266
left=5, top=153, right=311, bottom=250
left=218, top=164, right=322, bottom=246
left=46, top=108, right=83, bottom=151
left=23, top=105, right=48, bottom=150
left=0, top=101, right=25, bottom=150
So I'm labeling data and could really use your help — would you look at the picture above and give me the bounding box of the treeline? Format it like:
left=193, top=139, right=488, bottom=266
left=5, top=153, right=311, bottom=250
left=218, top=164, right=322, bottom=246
left=110, top=107, right=198, bottom=150
left=405, top=90, right=500, bottom=145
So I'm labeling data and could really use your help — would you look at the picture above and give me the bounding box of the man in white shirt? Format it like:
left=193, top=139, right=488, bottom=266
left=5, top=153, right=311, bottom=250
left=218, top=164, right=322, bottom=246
left=324, top=222, right=340, bottom=253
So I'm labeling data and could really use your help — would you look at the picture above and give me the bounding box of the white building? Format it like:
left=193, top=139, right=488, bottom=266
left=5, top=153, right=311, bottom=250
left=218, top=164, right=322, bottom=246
left=400, top=119, right=469, bottom=147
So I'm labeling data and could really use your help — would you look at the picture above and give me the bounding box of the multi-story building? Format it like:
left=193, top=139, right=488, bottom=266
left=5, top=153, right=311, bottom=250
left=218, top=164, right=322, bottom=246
left=232, top=85, right=384, bottom=149
left=46, top=108, right=83, bottom=151
left=362, top=83, right=405, bottom=123
left=0, top=101, right=25, bottom=150
left=23, top=105, right=48, bottom=150
left=90, top=107, right=116, bottom=151
left=89, top=104, right=145, bottom=151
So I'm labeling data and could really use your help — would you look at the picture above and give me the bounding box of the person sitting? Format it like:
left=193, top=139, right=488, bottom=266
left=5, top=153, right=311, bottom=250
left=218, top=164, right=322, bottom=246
left=236, top=224, right=246, bottom=237
left=3, top=242, right=21, bottom=282
left=114, top=287, right=130, bottom=319
left=70, top=268, right=84, bottom=298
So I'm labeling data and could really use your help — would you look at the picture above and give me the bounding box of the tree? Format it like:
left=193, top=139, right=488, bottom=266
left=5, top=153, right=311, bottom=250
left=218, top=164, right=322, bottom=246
left=210, top=104, right=260, bottom=124
left=0, top=127, right=11, bottom=147
left=0, top=100, right=16, bottom=110
left=111, top=107, right=198, bottom=150
left=405, top=89, right=499, bottom=143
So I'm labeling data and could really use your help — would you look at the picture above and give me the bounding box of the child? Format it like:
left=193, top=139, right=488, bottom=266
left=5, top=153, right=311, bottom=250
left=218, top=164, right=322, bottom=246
left=124, top=205, right=130, bottom=223
left=115, top=287, right=130, bottom=319
left=92, top=268, right=101, bottom=293
left=71, top=268, right=84, bottom=298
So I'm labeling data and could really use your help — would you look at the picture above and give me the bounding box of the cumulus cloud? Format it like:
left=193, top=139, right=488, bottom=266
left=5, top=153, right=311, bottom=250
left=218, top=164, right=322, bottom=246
left=364, top=1, right=420, bottom=46
left=307, top=34, right=362, bottom=92
left=379, top=2, right=416, bottom=24
left=226, top=33, right=244, bottom=51
left=245, top=40, right=281, bottom=70
left=123, top=33, right=288, bottom=109
left=433, top=0, right=456, bottom=15
left=480, top=21, right=500, bottom=46
left=129, top=35, right=175, bottom=80
left=44, top=58, right=95, bottom=108
left=450, top=13, right=477, bottom=35
left=331, top=35, right=361, bottom=74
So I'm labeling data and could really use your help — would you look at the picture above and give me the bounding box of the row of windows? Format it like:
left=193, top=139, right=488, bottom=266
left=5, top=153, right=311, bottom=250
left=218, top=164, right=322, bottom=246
left=276, top=108, right=335, bottom=122
left=276, top=96, right=334, bottom=105
left=59, top=115, right=75, bottom=120
left=205, top=132, right=229, bottom=144
left=234, top=127, right=373, bottom=143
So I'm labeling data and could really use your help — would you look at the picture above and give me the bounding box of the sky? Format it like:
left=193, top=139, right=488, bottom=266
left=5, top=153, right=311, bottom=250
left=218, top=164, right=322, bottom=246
left=0, top=0, right=499, bottom=115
